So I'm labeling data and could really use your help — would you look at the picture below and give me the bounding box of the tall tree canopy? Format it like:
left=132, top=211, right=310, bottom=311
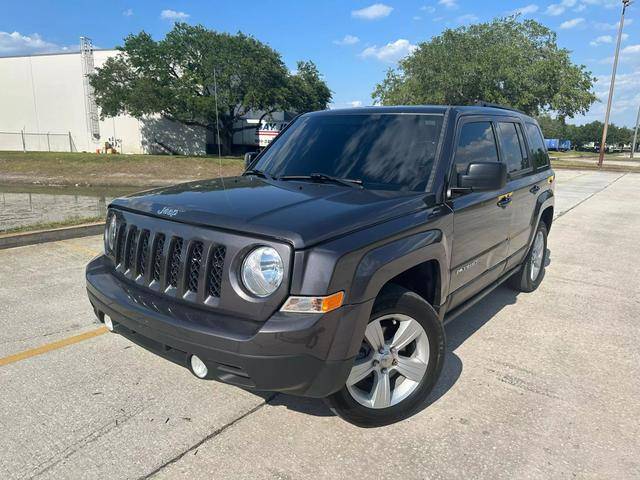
left=373, top=17, right=596, bottom=118
left=90, top=23, right=332, bottom=153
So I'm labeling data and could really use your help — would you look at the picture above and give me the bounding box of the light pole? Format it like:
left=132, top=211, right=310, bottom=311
left=631, top=105, right=640, bottom=159
left=598, top=0, right=632, bottom=167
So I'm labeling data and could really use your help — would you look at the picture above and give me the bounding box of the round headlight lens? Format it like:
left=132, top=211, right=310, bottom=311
left=105, top=213, right=117, bottom=253
left=241, top=247, right=284, bottom=297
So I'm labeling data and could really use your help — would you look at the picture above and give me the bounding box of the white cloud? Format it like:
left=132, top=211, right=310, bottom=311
left=569, top=69, right=640, bottom=127
left=594, top=18, right=633, bottom=31
left=0, top=31, right=66, bottom=55
left=160, top=9, right=190, bottom=21
left=511, top=4, right=539, bottom=15
left=438, top=0, right=458, bottom=9
left=622, top=44, right=640, bottom=54
left=420, top=5, right=436, bottom=13
left=582, top=0, right=622, bottom=8
left=560, top=17, right=585, bottom=29
left=349, top=100, right=364, bottom=107
left=546, top=0, right=577, bottom=16
left=361, top=39, right=417, bottom=63
left=456, top=14, right=479, bottom=24
left=590, top=34, right=629, bottom=46
left=590, top=35, right=613, bottom=46
left=122, top=8, right=133, bottom=17
left=333, top=35, right=360, bottom=46
left=413, top=16, right=422, bottom=20
left=351, top=3, right=393, bottom=20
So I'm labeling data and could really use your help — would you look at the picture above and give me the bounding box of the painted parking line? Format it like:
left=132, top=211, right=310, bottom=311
left=0, top=327, right=108, bottom=367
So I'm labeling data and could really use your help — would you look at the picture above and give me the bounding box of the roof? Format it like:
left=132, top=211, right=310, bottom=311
left=317, top=105, right=533, bottom=120
left=0, top=48, right=116, bottom=60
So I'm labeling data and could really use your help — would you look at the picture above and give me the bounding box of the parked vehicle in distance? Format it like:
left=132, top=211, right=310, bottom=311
left=544, top=138, right=571, bottom=152
left=86, top=105, right=555, bottom=427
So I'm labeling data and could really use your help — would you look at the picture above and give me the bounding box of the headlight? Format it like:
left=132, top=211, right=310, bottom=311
left=104, top=213, right=117, bottom=254
left=241, top=246, right=284, bottom=297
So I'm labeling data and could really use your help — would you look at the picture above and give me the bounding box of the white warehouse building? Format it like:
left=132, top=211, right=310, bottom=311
left=0, top=39, right=290, bottom=155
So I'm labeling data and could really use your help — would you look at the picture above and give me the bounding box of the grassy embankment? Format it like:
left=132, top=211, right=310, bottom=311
left=0, top=151, right=245, bottom=187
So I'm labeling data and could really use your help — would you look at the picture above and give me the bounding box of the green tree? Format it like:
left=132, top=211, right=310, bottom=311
left=90, top=24, right=332, bottom=154
left=373, top=16, right=596, bottom=118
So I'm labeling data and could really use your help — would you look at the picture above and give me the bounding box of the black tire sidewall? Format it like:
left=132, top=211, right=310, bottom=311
left=325, top=285, right=445, bottom=428
left=513, top=221, right=548, bottom=292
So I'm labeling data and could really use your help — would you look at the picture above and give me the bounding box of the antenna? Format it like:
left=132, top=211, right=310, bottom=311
left=213, top=68, right=222, bottom=159
left=80, top=36, right=101, bottom=145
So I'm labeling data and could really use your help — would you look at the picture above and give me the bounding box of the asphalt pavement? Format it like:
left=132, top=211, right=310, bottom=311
left=1, top=169, right=638, bottom=479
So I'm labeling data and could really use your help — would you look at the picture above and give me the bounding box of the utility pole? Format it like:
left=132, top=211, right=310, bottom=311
left=598, top=0, right=632, bottom=167
left=631, top=104, right=640, bottom=159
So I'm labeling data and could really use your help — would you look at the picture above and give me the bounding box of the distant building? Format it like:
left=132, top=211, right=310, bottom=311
left=0, top=39, right=290, bottom=155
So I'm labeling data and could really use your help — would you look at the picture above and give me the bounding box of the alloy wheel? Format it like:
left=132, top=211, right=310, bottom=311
left=346, top=314, right=430, bottom=409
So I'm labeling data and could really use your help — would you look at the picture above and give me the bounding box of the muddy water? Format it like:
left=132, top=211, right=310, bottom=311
left=0, top=185, right=139, bottom=232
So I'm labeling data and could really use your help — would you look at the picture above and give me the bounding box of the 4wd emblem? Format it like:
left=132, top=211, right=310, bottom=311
left=157, top=207, right=181, bottom=217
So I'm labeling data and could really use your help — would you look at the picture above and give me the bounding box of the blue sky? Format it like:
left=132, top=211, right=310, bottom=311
left=2, top=0, right=638, bottom=127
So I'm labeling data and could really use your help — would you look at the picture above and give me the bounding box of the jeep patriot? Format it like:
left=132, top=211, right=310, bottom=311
left=86, top=105, right=554, bottom=427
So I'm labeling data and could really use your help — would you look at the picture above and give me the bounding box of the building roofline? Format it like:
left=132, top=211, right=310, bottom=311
left=0, top=48, right=117, bottom=60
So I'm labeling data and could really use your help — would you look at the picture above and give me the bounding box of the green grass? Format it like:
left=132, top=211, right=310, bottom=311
left=0, top=151, right=245, bottom=187
left=0, top=216, right=104, bottom=235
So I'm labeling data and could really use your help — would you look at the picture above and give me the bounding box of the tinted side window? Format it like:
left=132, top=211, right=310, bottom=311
left=454, top=122, right=499, bottom=176
left=497, top=122, right=531, bottom=175
left=525, top=123, right=549, bottom=169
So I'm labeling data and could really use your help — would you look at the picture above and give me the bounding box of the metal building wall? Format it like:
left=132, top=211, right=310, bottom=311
left=0, top=50, right=206, bottom=155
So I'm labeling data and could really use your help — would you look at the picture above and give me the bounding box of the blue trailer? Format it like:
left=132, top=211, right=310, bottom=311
left=545, top=138, right=571, bottom=151
left=545, top=138, right=560, bottom=151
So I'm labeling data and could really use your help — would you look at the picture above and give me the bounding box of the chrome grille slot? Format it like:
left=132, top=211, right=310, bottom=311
left=152, top=234, right=165, bottom=282
left=125, top=226, right=138, bottom=272
left=137, top=230, right=150, bottom=276
left=208, top=245, right=226, bottom=298
left=168, top=237, right=184, bottom=288
left=187, top=241, right=204, bottom=293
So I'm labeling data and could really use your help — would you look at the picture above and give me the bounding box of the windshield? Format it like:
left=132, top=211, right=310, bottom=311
left=252, top=113, right=444, bottom=192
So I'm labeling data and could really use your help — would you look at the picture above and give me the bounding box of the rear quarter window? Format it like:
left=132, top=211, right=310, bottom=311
left=525, top=123, right=550, bottom=169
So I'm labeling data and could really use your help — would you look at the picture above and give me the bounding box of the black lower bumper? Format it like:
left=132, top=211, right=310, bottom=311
left=86, top=256, right=373, bottom=398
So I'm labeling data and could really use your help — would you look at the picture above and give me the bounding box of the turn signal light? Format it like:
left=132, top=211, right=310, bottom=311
left=280, top=291, right=345, bottom=314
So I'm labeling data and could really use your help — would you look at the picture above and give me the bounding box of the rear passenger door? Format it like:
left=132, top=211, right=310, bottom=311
left=494, top=120, right=536, bottom=265
left=447, top=118, right=512, bottom=309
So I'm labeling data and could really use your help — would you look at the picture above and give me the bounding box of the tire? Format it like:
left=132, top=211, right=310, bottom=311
left=508, top=221, right=548, bottom=293
left=325, top=285, right=445, bottom=428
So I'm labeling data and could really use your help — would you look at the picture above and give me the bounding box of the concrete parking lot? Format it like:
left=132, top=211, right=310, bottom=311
left=1, top=170, right=639, bottom=479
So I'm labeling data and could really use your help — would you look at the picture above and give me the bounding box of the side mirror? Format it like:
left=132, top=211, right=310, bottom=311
left=457, top=162, right=506, bottom=192
left=244, top=151, right=258, bottom=168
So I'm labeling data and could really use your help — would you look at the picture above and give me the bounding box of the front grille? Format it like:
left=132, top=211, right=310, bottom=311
left=208, top=245, right=226, bottom=298
left=168, top=238, right=184, bottom=288
left=125, top=226, right=138, bottom=271
left=187, top=242, right=204, bottom=293
left=152, top=234, right=165, bottom=282
left=112, top=220, right=227, bottom=306
left=138, top=230, right=150, bottom=276
left=115, top=222, right=127, bottom=266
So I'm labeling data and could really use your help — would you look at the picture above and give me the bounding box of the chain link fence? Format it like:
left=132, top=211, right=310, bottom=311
left=0, top=131, right=76, bottom=152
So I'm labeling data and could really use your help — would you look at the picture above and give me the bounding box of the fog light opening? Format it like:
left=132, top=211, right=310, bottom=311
left=104, top=314, right=114, bottom=332
left=190, top=355, right=208, bottom=379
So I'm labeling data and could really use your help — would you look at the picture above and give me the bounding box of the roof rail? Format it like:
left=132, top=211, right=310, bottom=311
left=472, top=100, right=525, bottom=114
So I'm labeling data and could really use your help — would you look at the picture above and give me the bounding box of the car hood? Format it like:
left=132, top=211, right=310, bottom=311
left=110, top=176, right=432, bottom=249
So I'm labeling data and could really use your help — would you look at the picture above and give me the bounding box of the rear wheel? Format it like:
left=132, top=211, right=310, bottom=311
left=509, top=221, right=548, bottom=292
left=325, top=285, right=445, bottom=427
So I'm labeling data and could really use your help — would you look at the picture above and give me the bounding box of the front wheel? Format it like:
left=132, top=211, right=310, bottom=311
left=325, top=285, right=445, bottom=428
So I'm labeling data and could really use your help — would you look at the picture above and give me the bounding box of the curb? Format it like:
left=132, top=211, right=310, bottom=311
left=0, top=223, right=103, bottom=250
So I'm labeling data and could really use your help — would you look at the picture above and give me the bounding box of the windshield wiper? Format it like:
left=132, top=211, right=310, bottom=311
left=244, top=169, right=275, bottom=181
left=279, top=173, right=363, bottom=189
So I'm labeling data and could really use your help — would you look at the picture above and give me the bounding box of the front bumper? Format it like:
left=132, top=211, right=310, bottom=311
left=86, top=255, right=373, bottom=398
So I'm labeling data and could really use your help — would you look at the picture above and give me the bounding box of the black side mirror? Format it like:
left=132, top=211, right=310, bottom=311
left=244, top=151, right=258, bottom=168
left=457, top=162, right=506, bottom=192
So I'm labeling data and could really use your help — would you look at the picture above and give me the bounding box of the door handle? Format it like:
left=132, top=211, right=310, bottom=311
left=529, top=185, right=540, bottom=194
left=497, top=192, right=513, bottom=208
